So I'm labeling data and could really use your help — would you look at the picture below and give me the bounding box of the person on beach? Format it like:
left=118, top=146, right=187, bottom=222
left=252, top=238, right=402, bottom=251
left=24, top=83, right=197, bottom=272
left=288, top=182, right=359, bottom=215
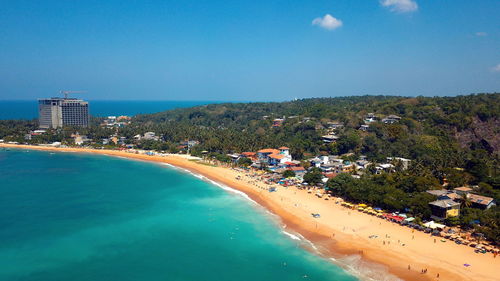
left=408, top=265, right=410, bottom=270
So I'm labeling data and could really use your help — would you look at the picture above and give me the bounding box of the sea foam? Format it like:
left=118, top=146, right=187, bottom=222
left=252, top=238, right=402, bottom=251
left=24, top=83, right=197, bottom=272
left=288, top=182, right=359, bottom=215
left=160, top=161, right=402, bottom=281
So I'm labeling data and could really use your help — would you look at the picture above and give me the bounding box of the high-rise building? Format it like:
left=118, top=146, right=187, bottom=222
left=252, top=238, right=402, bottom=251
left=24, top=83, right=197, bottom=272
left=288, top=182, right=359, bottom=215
left=38, top=98, right=89, bottom=129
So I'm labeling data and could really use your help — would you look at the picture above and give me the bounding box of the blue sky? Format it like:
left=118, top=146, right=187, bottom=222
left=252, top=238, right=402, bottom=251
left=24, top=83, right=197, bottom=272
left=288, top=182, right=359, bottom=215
left=0, top=0, right=499, bottom=101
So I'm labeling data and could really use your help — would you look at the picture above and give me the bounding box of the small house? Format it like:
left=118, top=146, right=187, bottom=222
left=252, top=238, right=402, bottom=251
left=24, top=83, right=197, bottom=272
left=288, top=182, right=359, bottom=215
left=272, top=118, right=284, bottom=127
left=322, top=134, right=339, bottom=143
left=241, top=152, right=257, bottom=161
left=429, top=199, right=460, bottom=221
left=468, top=194, right=496, bottom=210
left=287, top=166, right=306, bottom=176
left=453, top=187, right=473, bottom=196
left=382, top=115, right=401, bottom=124
left=359, top=125, right=370, bottom=131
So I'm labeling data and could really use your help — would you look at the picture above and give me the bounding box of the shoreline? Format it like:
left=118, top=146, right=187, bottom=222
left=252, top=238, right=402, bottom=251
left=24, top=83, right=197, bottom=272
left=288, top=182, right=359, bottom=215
left=2, top=144, right=498, bottom=281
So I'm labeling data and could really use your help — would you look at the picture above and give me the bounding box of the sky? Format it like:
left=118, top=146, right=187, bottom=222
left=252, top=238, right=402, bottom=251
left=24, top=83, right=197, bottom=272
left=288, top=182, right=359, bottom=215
left=0, top=0, right=499, bottom=101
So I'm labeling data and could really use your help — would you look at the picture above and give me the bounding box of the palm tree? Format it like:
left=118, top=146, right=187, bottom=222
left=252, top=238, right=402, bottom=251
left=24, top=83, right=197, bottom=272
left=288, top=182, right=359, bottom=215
left=460, top=193, right=472, bottom=208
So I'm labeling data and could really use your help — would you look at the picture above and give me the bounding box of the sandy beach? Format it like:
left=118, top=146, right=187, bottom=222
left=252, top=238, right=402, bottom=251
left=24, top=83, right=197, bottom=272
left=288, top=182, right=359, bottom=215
left=1, top=143, right=498, bottom=281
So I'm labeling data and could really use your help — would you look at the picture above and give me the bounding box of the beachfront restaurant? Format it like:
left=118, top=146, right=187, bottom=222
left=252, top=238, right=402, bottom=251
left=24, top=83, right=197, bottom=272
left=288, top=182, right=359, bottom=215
left=429, top=199, right=460, bottom=221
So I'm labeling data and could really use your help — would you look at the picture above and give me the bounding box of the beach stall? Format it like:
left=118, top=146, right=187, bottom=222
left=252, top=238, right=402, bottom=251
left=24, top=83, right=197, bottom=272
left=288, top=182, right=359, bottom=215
left=404, top=217, right=415, bottom=222
left=423, top=221, right=446, bottom=230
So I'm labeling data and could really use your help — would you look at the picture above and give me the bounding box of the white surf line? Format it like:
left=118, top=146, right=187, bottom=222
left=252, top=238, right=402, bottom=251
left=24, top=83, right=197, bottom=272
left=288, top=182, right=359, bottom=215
left=158, top=161, right=400, bottom=281
left=159, top=163, right=259, bottom=205
left=282, top=230, right=303, bottom=241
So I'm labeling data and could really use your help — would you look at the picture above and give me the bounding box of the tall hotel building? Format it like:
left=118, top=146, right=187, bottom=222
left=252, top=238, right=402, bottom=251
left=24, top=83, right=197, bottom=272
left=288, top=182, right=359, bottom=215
left=38, top=98, right=89, bottom=129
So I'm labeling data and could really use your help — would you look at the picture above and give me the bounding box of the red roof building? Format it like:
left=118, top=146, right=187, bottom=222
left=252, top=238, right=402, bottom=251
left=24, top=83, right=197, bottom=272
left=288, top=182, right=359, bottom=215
left=257, top=148, right=280, bottom=154
left=269, top=153, right=285, bottom=160
left=323, top=172, right=337, bottom=179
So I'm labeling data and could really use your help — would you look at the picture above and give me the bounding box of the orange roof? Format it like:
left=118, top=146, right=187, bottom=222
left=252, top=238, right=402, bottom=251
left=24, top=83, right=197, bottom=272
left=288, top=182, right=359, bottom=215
left=269, top=153, right=285, bottom=159
left=241, top=152, right=256, bottom=156
left=468, top=194, right=494, bottom=205
left=258, top=148, right=280, bottom=154
left=279, top=146, right=289, bottom=150
left=446, top=193, right=461, bottom=200
left=288, top=166, right=305, bottom=171
left=454, top=187, right=473, bottom=192
left=324, top=172, right=337, bottom=179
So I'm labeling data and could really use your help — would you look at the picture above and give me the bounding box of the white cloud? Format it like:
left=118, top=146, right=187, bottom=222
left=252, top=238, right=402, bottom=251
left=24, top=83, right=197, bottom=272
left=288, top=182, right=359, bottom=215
left=492, top=63, right=500, bottom=72
left=312, top=14, right=343, bottom=30
left=380, top=0, right=418, bottom=13
left=476, top=32, right=488, bottom=37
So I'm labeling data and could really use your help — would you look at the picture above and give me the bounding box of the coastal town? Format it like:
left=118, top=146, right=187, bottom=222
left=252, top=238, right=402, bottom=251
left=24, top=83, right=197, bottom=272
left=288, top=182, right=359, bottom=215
left=2, top=2, right=499, bottom=281
left=1, top=123, right=497, bottom=256
left=1, top=93, right=498, bottom=281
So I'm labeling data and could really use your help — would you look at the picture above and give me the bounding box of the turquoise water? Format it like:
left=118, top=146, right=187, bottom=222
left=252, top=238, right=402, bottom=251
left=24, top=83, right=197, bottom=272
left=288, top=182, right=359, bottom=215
left=0, top=100, right=219, bottom=120
left=0, top=149, right=358, bottom=281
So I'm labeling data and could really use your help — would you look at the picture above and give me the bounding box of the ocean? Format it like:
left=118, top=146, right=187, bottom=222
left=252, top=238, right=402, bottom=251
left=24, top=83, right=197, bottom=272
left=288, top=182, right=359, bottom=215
left=0, top=149, right=358, bottom=281
left=0, top=100, right=219, bottom=120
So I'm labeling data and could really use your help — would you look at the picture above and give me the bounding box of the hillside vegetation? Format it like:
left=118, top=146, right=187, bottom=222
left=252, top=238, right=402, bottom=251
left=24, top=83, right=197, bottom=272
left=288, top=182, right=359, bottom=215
left=127, top=94, right=499, bottom=180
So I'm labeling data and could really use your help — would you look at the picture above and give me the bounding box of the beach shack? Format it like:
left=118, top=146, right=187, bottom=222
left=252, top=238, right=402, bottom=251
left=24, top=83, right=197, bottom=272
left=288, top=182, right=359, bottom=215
left=468, top=194, right=496, bottom=210
left=287, top=166, right=306, bottom=177
left=453, top=186, right=473, bottom=196
left=429, top=199, right=460, bottom=221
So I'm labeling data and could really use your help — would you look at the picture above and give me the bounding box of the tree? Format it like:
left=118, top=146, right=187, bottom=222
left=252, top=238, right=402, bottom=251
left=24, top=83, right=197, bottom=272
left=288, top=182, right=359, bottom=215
left=282, top=170, right=295, bottom=178
left=477, top=182, right=496, bottom=198
left=303, top=169, right=324, bottom=186
left=300, top=160, right=311, bottom=170
left=326, top=173, right=354, bottom=196
left=408, top=192, right=434, bottom=218
left=237, top=157, right=253, bottom=167
left=443, top=168, right=472, bottom=188
left=460, top=193, right=472, bottom=209
left=445, top=216, right=460, bottom=226
left=337, top=132, right=361, bottom=154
